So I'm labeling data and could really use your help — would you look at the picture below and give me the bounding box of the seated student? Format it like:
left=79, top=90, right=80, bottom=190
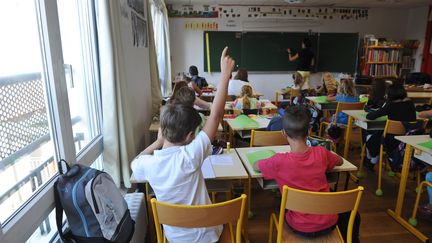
left=364, top=83, right=417, bottom=170
left=228, top=68, right=253, bottom=96
left=327, top=74, right=359, bottom=124
left=317, top=72, right=338, bottom=96
left=131, top=48, right=234, bottom=243
left=364, top=79, right=387, bottom=111
left=189, top=65, right=208, bottom=89
left=418, top=171, right=432, bottom=220
left=171, top=82, right=210, bottom=110
left=232, top=85, right=261, bottom=110
left=254, top=106, right=360, bottom=242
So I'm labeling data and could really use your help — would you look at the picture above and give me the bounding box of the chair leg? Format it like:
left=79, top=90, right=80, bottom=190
left=357, top=144, right=366, bottom=178
left=268, top=215, right=274, bottom=243
left=211, top=192, right=216, bottom=203
left=376, top=145, right=384, bottom=196
left=409, top=181, right=432, bottom=226
left=319, top=122, right=325, bottom=137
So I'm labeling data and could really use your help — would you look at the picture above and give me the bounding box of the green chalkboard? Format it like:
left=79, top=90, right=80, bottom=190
left=204, top=31, right=242, bottom=72
left=203, top=31, right=359, bottom=73
left=317, top=33, right=359, bottom=73
left=241, top=32, right=318, bottom=71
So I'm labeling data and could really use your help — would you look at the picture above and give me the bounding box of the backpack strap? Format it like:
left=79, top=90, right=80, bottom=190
left=54, top=180, right=74, bottom=242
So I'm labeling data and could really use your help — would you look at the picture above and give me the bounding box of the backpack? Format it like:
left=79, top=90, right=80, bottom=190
left=54, top=161, right=135, bottom=243
left=308, top=135, right=334, bottom=151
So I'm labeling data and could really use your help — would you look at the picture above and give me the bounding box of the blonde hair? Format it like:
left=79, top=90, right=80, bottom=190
left=338, top=78, right=356, bottom=97
left=171, top=81, right=188, bottom=100
left=293, top=72, right=304, bottom=88
left=240, top=85, right=253, bottom=109
left=322, top=72, right=338, bottom=94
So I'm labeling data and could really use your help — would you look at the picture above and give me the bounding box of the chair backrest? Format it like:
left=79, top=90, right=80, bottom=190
left=151, top=194, right=247, bottom=243
left=333, top=102, right=366, bottom=124
left=250, top=130, right=289, bottom=147
left=276, top=186, right=364, bottom=243
left=383, top=119, right=427, bottom=137
left=290, top=88, right=302, bottom=103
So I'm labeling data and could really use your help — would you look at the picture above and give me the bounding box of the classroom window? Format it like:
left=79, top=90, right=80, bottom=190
left=57, top=0, right=102, bottom=155
left=0, top=0, right=103, bottom=241
left=0, top=0, right=58, bottom=225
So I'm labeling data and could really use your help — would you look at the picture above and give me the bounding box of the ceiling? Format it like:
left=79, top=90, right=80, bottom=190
left=165, top=0, right=431, bottom=8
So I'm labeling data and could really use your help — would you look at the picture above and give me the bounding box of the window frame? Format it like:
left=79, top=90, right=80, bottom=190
left=0, top=0, right=103, bottom=241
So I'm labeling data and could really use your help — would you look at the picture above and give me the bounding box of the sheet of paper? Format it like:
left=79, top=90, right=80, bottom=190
left=210, top=154, right=234, bottom=165
left=230, top=114, right=259, bottom=128
left=418, top=139, right=432, bottom=149
left=246, top=149, right=276, bottom=172
left=201, top=158, right=216, bottom=179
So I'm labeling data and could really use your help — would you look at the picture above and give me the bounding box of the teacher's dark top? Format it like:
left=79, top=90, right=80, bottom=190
left=298, top=49, right=314, bottom=71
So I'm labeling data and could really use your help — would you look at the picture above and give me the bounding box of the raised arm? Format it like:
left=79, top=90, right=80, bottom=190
left=287, top=48, right=299, bottom=62
left=203, top=47, right=235, bottom=141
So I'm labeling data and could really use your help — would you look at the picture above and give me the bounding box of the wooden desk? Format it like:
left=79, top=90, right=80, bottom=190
left=306, top=96, right=337, bottom=111
left=407, top=92, right=432, bottom=104
left=343, top=110, right=387, bottom=131
left=130, top=150, right=248, bottom=183
left=405, top=85, right=432, bottom=93
left=235, top=145, right=358, bottom=219
left=236, top=145, right=358, bottom=180
left=388, top=135, right=432, bottom=243
left=130, top=150, right=251, bottom=242
left=224, top=115, right=271, bottom=145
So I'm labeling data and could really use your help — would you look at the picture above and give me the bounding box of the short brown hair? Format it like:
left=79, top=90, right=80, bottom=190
left=234, top=68, right=248, bottom=82
left=170, top=86, right=196, bottom=107
left=160, top=104, right=201, bottom=143
left=282, top=106, right=310, bottom=139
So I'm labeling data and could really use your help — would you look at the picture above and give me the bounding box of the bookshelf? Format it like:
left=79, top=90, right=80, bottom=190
left=361, top=45, right=402, bottom=78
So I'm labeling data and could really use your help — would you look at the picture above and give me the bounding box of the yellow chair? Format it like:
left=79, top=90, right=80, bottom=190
left=150, top=194, right=247, bottom=243
left=250, top=130, right=289, bottom=147
left=290, top=88, right=302, bottom=104
left=319, top=102, right=366, bottom=158
left=374, top=119, right=427, bottom=196
left=268, top=185, right=364, bottom=243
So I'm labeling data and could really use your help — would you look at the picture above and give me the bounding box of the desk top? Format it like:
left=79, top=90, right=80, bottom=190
left=224, top=115, right=271, bottom=131
left=235, top=145, right=358, bottom=178
left=342, top=110, right=386, bottom=122
left=396, top=135, right=432, bottom=166
left=130, top=149, right=249, bottom=183
left=395, top=135, right=432, bottom=153
left=407, top=92, right=432, bottom=98
left=404, top=85, right=432, bottom=92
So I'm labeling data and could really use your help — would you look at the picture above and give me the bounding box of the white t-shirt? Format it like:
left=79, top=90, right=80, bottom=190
left=131, top=131, right=222, bottom=243
left=228, top=79, right=252, bottom=96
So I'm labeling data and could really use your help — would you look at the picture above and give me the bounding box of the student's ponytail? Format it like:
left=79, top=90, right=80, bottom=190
left=240, top=85, right=253, bottom=109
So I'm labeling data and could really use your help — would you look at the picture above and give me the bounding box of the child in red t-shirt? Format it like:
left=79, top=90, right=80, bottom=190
left=254, top=106, right=360, bottom=242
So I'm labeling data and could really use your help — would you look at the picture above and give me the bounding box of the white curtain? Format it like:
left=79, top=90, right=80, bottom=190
left=150, top=0, right=172, bottom=98
left=97, top=0, right=136, bottom=188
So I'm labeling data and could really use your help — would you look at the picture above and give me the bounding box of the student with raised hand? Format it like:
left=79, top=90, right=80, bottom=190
left=254, top=106, right=360, bottom=242
left=131, top=47, right=234, bottom=243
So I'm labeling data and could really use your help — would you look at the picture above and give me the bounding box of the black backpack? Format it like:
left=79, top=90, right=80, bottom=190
left=54, top=161, right=134, bottom=242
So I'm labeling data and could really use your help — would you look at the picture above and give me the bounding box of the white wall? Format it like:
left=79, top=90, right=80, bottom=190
left=118, top=0, right=152, bottom=152
left=169, top=6, right=429, bottom=100
left=405, top=6, right=429, bottom=72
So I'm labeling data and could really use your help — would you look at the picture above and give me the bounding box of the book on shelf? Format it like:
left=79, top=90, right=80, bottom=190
left=362, top=64, right=398, bottom=77
left=367, top=49, right=401, bottom=63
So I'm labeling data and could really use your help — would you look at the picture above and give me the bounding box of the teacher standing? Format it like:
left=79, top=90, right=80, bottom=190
left=287, top=38, right=315, bottom=90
